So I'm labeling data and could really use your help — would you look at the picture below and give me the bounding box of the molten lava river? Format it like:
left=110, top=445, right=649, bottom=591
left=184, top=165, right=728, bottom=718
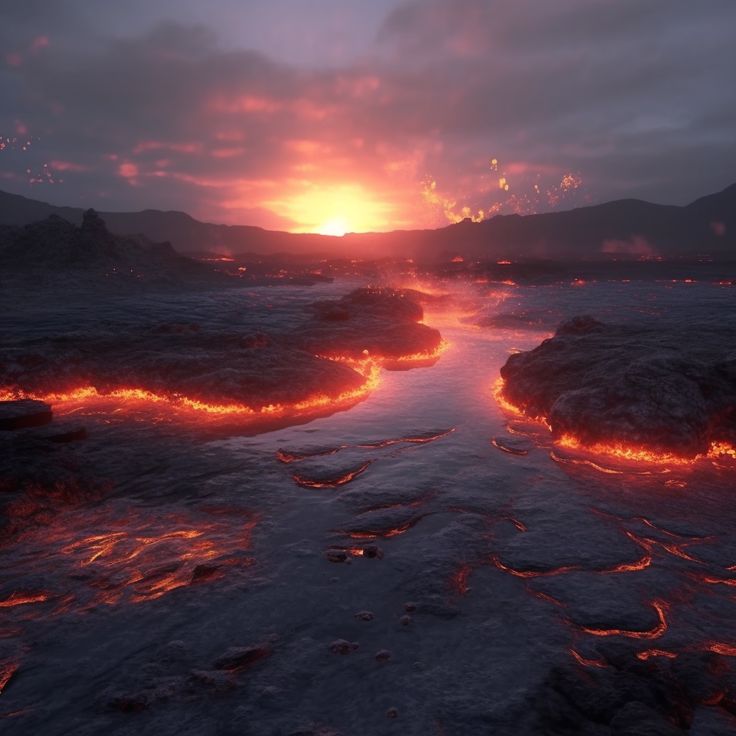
left=2, top=278, right=736, bottom=735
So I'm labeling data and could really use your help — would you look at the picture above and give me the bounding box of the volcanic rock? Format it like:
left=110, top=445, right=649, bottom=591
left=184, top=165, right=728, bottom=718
left=0, top=399, right=52, bottom=430
left=0, top=211, right=229, bottom=290
left=213, top=644, right=272, bottom=671
left=500, top=317, right=736, bottom=457
left=298, top=287, right=442, bottom=364
left=329, top=639, right=359, bottom=655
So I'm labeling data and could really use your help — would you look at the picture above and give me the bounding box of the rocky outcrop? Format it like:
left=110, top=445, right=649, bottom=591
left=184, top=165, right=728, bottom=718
left=0, top=399, right=52, bottom=430
left=298, top=288, right=442, bottom=364
left=0, top=288, right=444, bottom=417
left=500, top=317, right=736, bottom=457
left=0, top=211, right=228, bottom=289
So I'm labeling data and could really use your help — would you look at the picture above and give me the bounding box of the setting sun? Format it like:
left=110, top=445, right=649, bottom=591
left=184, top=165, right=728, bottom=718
left=318, top=217, right=349, bottom=237
left=265, top=183, right=394, bottom=235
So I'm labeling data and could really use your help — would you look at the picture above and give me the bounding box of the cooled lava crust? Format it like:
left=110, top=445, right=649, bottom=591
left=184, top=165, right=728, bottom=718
left=0, top=288, right=442, bottom=411
left=500, top=316, right=736, bottom=458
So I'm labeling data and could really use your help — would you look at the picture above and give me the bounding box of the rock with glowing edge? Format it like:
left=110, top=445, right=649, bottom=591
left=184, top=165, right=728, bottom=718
left=500, top=317, right=736, bottom=459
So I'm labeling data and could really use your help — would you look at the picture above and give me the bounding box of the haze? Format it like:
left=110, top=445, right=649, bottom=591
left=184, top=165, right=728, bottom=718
left=1, top=0, right=735, bottom=234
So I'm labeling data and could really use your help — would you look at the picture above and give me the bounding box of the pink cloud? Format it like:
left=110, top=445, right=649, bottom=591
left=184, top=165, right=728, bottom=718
left=49, top=160, right=90, bottom=172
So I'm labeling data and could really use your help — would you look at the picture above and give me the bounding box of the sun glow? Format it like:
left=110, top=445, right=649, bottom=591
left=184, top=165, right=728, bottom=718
left=318, top=217, right=350, bottom=237
left=268, top=183, right=394, bottom=234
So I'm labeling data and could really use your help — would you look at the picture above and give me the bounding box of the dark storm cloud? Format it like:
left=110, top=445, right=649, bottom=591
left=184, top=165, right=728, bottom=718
left=375, top=0, right=736, bottom=203
left=0, top=0, right=734, bottom=228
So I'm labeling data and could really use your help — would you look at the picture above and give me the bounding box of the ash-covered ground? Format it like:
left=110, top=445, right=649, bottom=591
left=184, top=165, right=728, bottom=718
left=2, top=275, right=736, bottom=735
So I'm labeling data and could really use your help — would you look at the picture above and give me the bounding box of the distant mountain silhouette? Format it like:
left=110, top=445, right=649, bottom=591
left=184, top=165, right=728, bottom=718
left=0, top=208, right=228, bottom=290
left=0, top=184, right=733, bottom=261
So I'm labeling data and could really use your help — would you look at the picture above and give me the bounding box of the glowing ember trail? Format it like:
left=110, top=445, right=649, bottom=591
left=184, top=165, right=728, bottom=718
left=704, top=642, right=736, bottom=656
left=450, top=564, right=472, bottom=595
left=579, top=600, right=668, bottom=640
left=569, top=649, right=607, bottom=669
left=292, top=461, right=371, bottom=489
left=0, top=662, right=19, bottom=695
left=636, top=649, right=678, bottom=661
left=0, top=592, right=49, bottom=609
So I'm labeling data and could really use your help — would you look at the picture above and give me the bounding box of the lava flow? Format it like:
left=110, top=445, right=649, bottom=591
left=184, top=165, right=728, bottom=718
left=1, top=506, right=258, bottom=614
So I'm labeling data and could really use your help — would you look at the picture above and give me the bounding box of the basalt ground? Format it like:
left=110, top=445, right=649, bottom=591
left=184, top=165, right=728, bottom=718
left=1, top=275, right=736, bottom=736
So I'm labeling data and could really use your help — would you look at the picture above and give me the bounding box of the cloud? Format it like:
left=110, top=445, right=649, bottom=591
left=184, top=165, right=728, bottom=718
left=0, top=1, right=734, bottom=230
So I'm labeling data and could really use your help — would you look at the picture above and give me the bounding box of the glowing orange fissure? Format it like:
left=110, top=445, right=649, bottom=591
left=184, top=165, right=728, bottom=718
left=0, top=592, right=50, bottom=608
left=0, top=662, right=19, bottom=695
left=493, top=377, right=736, bottom=466
left=580, top=600, right=668, bottom=640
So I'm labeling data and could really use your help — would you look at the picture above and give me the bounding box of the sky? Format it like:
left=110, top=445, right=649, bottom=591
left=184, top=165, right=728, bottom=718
left=1, top=0, right=735, bottom=234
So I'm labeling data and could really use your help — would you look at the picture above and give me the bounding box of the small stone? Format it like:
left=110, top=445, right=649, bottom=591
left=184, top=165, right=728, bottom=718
left=329, top=639, right=359, bottom=655
left=361, top=544, right=383, bottom=559
left=354, top=610, right=375, bottom=621
left=404, top=601, right=417, bottom=612
left=325, top=548, right=348, bottom=563
left=375, top=649, right=392, bottom=662
left=399, top=614, right=412, bottom=626
left=491, top=436, right=531, bottom=456
left=213, top=644, right=271, bottom=671
left=0, top=400, right=52, bottom=431
left=386, top=707, right=399, bottom=719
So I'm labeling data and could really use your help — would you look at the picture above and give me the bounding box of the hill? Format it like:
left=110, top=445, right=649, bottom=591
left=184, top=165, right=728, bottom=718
left=0, top=183, right=734, bottom=261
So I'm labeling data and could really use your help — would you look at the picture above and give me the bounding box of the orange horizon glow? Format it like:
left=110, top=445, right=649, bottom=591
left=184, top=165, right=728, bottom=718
left=266, top=183, right=397, bottom=235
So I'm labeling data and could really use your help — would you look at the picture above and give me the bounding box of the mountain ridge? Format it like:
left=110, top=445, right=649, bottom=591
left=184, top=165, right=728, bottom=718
left=0, top=184, right=733, bottom=261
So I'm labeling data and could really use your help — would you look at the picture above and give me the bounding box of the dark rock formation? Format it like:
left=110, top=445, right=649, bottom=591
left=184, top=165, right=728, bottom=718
left=298, top=288, right=442, bottom=364
left=500, top=317, right=736, bottom=457
left=0, top=288, right=444, bottom=419
left=0, top=211, right=229, bottom=290
left=0, top=332, right=366, bottom=411
left=0, top=399, right=52, bottom=430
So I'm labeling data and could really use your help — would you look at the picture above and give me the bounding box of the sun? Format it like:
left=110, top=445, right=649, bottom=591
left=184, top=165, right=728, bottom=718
left=265, top=183, right=394, bottom=235
left=318, top=217, right=349, bottom=237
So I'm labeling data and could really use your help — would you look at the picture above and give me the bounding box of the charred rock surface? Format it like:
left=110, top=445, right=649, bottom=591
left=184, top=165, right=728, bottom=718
left=500, top=317, right=736, bottom=457
left=0, top=330, right=365, bottom=410
left=298, top=287, right=443, bottom=362
left=0, top=287, right=443, bottom=418
left=0, top=399, right=52, bottom=430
